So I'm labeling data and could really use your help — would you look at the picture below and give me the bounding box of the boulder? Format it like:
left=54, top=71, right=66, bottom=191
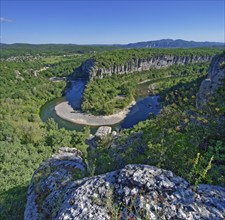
left=86, top=128, right=114, bottom=150
left=111, top=131, right=117, bottom=137
left=24, top=147, right=86, bottom=220
left=95, top=126, right=112, bottom=140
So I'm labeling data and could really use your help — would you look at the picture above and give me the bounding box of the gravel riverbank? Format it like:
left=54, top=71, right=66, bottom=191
left=55, top=101, right=136, bottom=126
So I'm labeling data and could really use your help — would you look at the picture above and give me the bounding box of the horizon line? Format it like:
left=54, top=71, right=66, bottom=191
left=1, top=38, right=225, bottom=45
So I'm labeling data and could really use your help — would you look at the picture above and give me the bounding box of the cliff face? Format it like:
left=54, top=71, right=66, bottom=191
left=25, top=148, right=225, bottom=220
left=80, top=55, right=212, bottom=80
left=196, top=53, right=225, bottom=109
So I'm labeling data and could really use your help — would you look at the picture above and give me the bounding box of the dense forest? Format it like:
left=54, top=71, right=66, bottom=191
left=0, top=44, right=117, bottom=59
left=0, top=55, right=91, bottom=219
left=93, top=48, right=221, bottom=68
left=0, top=47, right=224, bottom=219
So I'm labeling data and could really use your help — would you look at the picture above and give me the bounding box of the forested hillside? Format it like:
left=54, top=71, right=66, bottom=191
left=0, top=55, right=90, bottom=219
left=24, top=51, right=225, bottom=219
left=0, top=48, right=224, bottom=219
left=84, top=52, right=225, bottom=188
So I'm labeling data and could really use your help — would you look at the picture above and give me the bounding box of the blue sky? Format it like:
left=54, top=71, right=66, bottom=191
left=0, top=1, right=224, bottom=44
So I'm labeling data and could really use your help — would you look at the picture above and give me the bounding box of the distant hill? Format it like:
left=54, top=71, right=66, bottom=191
left=1, top=39, right=224, bottom=58
left=120, top=39, right=225, bottom=49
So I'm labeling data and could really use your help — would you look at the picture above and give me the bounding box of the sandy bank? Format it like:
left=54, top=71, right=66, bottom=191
left=55, top=101, right=136, bottom=126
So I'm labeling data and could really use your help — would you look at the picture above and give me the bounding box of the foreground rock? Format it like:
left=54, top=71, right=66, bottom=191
left=24, top=147, right=85, bottom=220
left=25, top=150, right=225, bottom=220
left=196, top=52, right=225, bottom=109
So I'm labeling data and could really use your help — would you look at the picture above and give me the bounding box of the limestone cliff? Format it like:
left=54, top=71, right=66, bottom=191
left=25, top=148, right=225, bottom=220
left=80, top=55, right=212, bottom=80
left=196, top=52, right=225, bottom=109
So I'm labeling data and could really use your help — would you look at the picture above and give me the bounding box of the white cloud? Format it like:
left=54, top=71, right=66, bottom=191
left=0, top=17, right=13, bottom=23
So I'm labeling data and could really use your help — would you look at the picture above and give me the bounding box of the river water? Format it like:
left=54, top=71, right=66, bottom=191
left=40, top=79, right=161, bottom=131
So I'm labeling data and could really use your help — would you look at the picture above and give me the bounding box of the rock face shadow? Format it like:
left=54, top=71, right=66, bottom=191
left=65, top=79, right=87, bottom=110
left=121, top=95, right=161, bottom=128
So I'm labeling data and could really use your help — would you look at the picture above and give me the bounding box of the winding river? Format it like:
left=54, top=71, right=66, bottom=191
left=40, top=79, right=161, bottom=131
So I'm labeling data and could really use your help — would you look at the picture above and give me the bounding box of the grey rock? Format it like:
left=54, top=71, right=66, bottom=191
left=25, top=160, right=225, bottom=219
left=15, top=70, right=24, bottom=81
left=49, top=76, right=67, bottom=82
left=24, top=147, right=86, bottom=220
left=111, top=131, right=117, bottom=137
left=95, top=126, right=112, bottom=140
left=86, top=127, right=113, bottom=150
left=80, top=55, right=212, bottom=80
left=196, top=53, right=225, bottom=109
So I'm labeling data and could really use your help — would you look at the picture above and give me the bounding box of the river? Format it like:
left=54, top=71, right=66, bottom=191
left=40, top=79, right=161, bottom=131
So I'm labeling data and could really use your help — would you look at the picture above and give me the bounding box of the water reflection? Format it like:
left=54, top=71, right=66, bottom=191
left=65, top=80, right=87, bottom=109
left=121, top=95, right=160, bottom=128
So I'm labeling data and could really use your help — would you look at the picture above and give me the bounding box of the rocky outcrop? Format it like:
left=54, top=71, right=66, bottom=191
left=86, top=126, right=113, bottom=150
left=15, top=70, right=24, bottom=81
left=95, top=126, right=112, bottom=140
left=24, top=147, right=85, bottom=220
left=80, top=55, right=212, bottom=80
left=25, top=149, right=225, bottom=220
left=196, top=52, right=225, bottom=109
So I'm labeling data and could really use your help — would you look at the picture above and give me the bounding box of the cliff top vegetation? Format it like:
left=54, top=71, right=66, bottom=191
left=93, top=48, right=221, bottom=68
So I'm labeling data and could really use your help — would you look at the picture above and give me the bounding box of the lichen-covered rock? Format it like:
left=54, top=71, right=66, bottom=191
left=80, top=55, right=212, bottom=80
left=24, top=147, right=86, bottom=220
left=196, top=52, right=225, bottom=109
left=25, top=157, right=225, bottom=220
